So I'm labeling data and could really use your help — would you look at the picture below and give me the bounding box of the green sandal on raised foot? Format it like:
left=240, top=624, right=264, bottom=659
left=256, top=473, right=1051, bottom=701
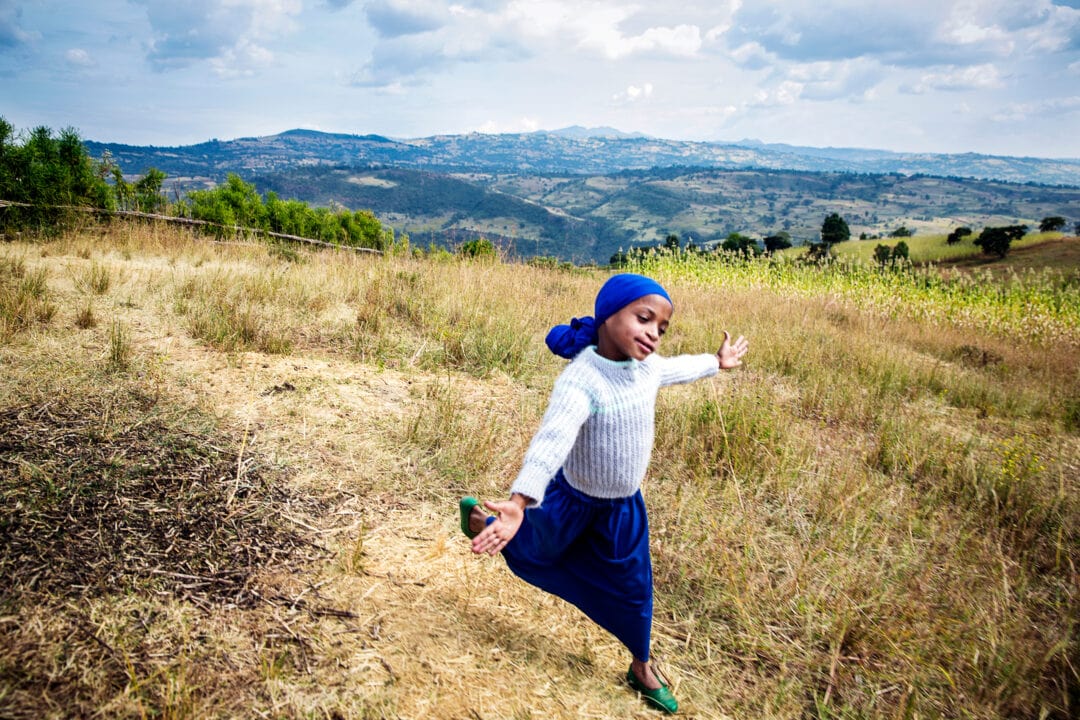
left=459, top=497, right=481, bottom=539
left=626, top=665, right=679, bottom=714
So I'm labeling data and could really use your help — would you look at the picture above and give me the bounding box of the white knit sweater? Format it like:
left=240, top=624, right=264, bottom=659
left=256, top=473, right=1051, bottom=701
left=510, top=346, right=720, bottom=505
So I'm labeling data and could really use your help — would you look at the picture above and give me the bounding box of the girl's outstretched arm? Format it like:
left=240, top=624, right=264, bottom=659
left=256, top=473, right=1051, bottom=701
left=472, top=493, right=529, bottom=556
left=717, top=330, right=749, bottom=369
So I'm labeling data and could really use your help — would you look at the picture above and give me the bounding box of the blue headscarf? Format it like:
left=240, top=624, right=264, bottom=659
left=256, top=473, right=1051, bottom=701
left=544, top=273, right=672, bottom=358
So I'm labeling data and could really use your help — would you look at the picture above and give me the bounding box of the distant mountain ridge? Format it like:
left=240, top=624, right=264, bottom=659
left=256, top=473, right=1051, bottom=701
left=544, top=126, right=648, bottom=140
left=86, top=128, right=1080, bottom=186
left=82, top=128, right=1080, bottom=264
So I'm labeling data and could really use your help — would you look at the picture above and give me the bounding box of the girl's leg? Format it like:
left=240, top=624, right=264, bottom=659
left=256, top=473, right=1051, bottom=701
left=504, top=481, right=655, bottom=663
left=550, top=490, right=653, bottom=661
left=630, top=657, right=663, bottom=690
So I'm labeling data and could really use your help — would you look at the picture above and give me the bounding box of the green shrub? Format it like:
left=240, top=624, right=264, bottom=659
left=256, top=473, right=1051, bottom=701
left=457, top=237, right=497, bottom=260
left=0, top=119, right=114, bottom=233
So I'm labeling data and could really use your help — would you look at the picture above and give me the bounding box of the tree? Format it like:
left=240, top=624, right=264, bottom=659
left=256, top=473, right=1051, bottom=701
left=974, top=225, right=1027, bottom=259
left=889, top=225, right=914, bottom=237
left=1039, top=216, right=1066, bottom=233
left=764, top=232, right=792, bottom=253
left=133, top=167, right=167, bottom=213
left=663, top=233, right=680, bottom=251
left=805, top=241, right=832, bottom=263
left=111, top=167, right=135, bottom=210
left=873, top=244, right=892, bottom=266
left=0, top=117, right=15, bottom=201
left=721, top=232, right=762, bottom=256
left=820, top=213, right=850, bottom=245
left=458, top=236, right=497, bottom=260
left=946, top=226, right=972, bottom=245
left=0, top=120, right=113, bottom=232
left=892, top=240, right=910, bottom=262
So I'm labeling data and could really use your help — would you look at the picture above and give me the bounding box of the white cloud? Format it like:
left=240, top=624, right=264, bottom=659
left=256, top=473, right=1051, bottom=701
left=364, top=0, right=447, bottom=38
left=353, top=1, right=717, bottom=89
left=7, top=1, right=1080, bottom=157
left=64, top=47, right=94, bottom=67
left=209, top=38, right=275, bottom=78
left=991, top=95, right=1080, bottom=122
left=726, top=0, right=1076, bottom=67
left=477, top=116, right=541, bottom=134
left=709, top=104, right=738, bottom=120
left=730, top=41, right=773, bottom=69
left=749, top=58, right=885, bottom=103
left=134, top=0, right=301, bottom=73
left=505, top=2, right=705, bottom=60
left=943, top=19, right=1011, bottom=47
left=0, top=0, right=33, bottom=48
left=902, top=64, right=1005, bottom=94
left=613, top=82, right=654, bottom=103
left=750, top=80, right=803, bottom=107
left=579, top=22, right=702, bottom=60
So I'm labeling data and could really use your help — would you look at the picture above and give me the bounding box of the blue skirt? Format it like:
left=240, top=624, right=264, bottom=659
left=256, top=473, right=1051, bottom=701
left=499, top=471, right=654, bottom=661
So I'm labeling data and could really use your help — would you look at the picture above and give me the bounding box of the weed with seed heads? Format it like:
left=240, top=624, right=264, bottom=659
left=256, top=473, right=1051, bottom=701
left=74, top=302, right=96, bottom=329
left=75, top=261, right=112, bottom=295
left=105, top=319, right=132, bottom=372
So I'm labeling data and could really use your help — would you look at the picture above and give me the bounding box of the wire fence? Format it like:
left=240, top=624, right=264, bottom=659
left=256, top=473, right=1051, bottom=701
left=0, top=199, right=383, bottom=255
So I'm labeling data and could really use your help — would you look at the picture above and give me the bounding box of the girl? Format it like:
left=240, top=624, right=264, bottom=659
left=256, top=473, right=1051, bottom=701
left=460, top=273, right=748, bottom=713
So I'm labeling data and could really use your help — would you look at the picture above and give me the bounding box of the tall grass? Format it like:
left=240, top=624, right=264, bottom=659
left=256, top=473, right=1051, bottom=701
left=635, top=249, right=1080, bottom=346
left=106, top=319, right=132, bottom=372
left=172, top=269, right=297, bottom=354
left=1, top=223, right=1076, bottom=719
left=75, top=260, right=113, bottom=295
left=0, top=255, right=56, bottom=338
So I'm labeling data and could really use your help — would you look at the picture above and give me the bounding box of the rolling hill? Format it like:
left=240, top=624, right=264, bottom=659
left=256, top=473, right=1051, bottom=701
left=84, top=129, right=1080, bottom=263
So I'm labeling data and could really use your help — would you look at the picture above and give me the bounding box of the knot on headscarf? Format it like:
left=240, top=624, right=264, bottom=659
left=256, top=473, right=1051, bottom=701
left=544, top=316, right=597, bottom=359
left=544, top=273, right=672, bottom=359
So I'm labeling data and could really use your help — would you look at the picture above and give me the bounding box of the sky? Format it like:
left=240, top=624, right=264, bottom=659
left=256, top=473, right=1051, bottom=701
left=2, top=1, right=1080, bottom=158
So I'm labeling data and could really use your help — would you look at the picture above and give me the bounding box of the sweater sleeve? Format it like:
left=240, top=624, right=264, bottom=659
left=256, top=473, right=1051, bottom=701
left=656, top=353, right=720, bottom=387
left=509, top=376, right=593, bottom=506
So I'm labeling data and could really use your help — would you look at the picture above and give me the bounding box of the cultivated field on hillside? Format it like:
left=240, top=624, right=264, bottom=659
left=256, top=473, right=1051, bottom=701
left=1, top=224, right=1077, bottom=719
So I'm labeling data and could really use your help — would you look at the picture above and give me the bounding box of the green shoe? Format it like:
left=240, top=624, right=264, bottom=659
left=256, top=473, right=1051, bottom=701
left=459, top=497, right=481, bottom=539
left=626, top=665, right=679, bottom=714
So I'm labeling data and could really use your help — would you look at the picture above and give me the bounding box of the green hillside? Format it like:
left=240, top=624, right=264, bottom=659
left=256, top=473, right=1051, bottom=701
left=75, top=124, right=1080, bottom=264
left=801, top=231, right=1080, bottom=270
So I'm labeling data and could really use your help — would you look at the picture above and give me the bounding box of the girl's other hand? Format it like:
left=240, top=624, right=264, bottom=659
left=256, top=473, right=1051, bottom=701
left=717, top=331, right=749, bottom=370
left=471, top=497, right=525, bottom=556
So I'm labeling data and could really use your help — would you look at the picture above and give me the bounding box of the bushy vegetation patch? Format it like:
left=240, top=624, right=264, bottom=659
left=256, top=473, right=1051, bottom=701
left=0, top=390, right=322, bottom=607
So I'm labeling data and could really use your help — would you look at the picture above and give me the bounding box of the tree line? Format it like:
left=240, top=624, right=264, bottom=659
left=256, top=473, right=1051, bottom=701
left=812, top=212, right=1072, bottom=262
left=0, top=119, right=391, bottom=251
left=613, top=210, right=1073, bottom=268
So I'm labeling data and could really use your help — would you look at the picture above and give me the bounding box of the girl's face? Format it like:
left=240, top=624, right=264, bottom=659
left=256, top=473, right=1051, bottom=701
left=596, top=294, right=673, bottom=362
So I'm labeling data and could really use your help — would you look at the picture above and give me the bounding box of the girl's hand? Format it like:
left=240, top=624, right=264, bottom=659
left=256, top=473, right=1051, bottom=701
left=717, top=331, right=749, bottom=370
left=471, top=496, right=526, bottom=556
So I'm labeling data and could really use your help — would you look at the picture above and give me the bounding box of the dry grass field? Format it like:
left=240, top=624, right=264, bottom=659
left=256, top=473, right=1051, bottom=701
left=1, top=222, right=1077, bottom=719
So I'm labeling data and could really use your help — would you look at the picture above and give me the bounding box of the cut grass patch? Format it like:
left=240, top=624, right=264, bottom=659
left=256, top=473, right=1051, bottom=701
left=0, top=389, right=325, bottom=606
